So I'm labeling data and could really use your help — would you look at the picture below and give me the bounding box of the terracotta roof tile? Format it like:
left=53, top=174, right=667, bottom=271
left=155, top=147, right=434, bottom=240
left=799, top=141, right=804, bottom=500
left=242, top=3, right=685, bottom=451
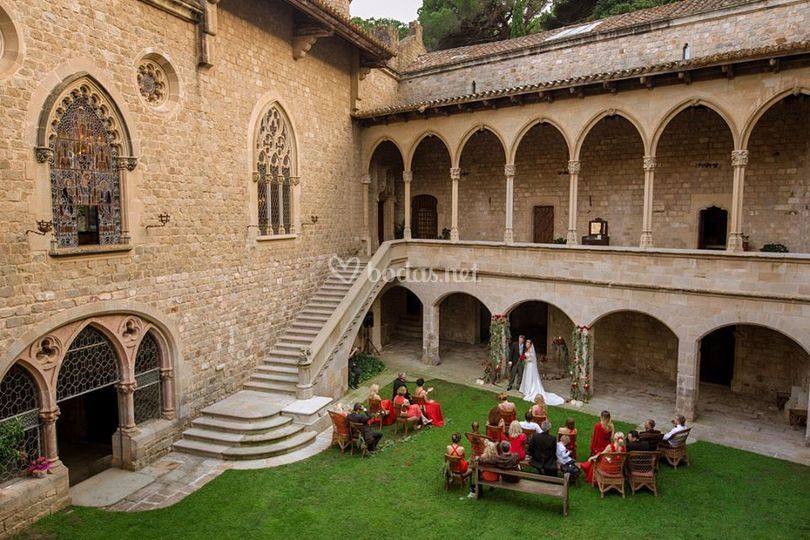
left=404, top=0, right=756, bottom=73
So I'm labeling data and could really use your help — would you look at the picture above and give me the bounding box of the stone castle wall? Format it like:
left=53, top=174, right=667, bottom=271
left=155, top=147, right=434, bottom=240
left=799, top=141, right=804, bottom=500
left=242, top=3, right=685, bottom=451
left=0, top=0, right=364, bottom=435
left=398, top=0, right=810, bottom=105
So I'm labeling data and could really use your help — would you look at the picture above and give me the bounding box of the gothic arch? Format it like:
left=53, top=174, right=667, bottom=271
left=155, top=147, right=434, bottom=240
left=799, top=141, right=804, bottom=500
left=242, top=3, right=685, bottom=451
left=588, top=308, right=679, bottom=338
left=433, top=290, right=496, bottom=314
left=455, top=125, right=508, bottom=168
left=650, top=98, right=740, bottom=155
left=740, top=86, right=810, bottom=149
left=509, top=118, right=574, bottom=165
left=367, top=136, right=406, bottom=172
left=573, top=109, right=649, bottom=159
left=406, top=131, right=453, bottom=170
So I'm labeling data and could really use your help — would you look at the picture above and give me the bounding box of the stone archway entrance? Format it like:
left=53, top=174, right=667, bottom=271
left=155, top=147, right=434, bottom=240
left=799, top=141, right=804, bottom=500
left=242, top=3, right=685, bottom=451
left=55, top=326, right=121, bottom=486
left=700, top=326, right=735, bottom=386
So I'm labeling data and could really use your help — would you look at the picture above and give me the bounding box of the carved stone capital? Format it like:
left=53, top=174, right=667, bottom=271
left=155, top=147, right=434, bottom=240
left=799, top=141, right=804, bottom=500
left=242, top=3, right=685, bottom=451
left=290, top=176, right=300, bottom=186
left=117, top=381, right=138, bottom=395
left=35, top=147, right=54, bottom=164
left=252, top=171, right=260, bottom=183
left=402, top=170, right=413, bottom=183
left=504, top=164, right=516, bottom=177
left=39, top=407, right=60, bottom=425
left=115, top=156, right=138, bottom=171
left=731, top=150, right=749, bottom=168
left=567, top=161, right=581, bottom=176
left=160, top=367, right=174, bottom=381
left=643, top=156, right=657, bottom=172
left=450, top=167, right=461, bottom=181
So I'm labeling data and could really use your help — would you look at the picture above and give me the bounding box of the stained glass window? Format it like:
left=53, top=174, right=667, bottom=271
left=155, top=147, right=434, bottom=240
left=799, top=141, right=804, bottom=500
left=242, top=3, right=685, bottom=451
left=0, top=366, right=42, bottom=484
left=134, top=332, right=162, bottom=424
left=256, top=105, right=293, bottom=235
left=50, top=95, right=122, bottom=248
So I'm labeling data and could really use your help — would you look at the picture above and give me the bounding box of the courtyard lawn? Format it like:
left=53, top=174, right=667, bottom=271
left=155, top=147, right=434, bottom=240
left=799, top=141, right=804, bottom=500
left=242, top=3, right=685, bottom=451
left=21, top=380, right=810, bottom=540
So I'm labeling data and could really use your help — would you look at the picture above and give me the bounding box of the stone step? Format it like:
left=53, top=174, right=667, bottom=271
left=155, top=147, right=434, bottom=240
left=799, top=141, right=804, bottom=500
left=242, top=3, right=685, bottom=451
left=266, top=350, right=300, bottom=362
left=191, top=414, right=292, bottom=434
left=276, top=341, right=305, bottom=352
left=255, top=364, right=299, bottom=376
left=183, top=423, right=304, bottom=447
left=299, top=307, right=334, bottom=317
left=312, top=291, right=345, bottom=300
left=250, top=371, right=298, bottom=384
left=172, top=438, right=230, bottom=459
left=199, top=391, right=286, bottom=422
left=222, top=431, right=318, bottom=460
left=289, top=320, right=324, bottom=330
left=244, top=380, right=297, bottom=394
left=320, top=282, right=352, bottom=290
left=281, top=335, right=313, bottom=345
left=308, top=297, right=341, bottom=306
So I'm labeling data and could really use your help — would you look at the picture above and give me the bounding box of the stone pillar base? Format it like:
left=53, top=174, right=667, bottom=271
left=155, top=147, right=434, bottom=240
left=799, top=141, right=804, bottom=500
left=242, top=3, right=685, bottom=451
left=504, top=228, right=514, bottom=244
left=450, top=227, right=459, bottom=242
left=727, top=233, right=744, bottom=252
left=640, top=231, right=654, bottom=248
left=566, top=230, right=578, bottom=245
left=404, top=228, right=412, bottom=240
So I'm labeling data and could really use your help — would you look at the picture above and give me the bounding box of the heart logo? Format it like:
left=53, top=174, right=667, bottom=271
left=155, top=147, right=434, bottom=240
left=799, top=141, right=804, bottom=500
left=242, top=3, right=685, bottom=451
left=328, top=255, right=363, bottom=284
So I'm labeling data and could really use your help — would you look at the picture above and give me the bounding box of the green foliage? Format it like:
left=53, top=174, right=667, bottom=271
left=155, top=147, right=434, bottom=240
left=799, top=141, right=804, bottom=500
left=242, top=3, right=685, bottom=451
left=553, top=237, right=567, bottom=244
left=394, top=222, right=405, bottom=240
left=437, top=228, right=451, bottom=240
left=761, top=243, right=789, bottom=253
left=592, top=0, right=679, bottom=19
left=350, top=17, right=409, bottom=40
left=353, top=353, right=385, bottom=383
left=0, top=417, right=25, bottom=467
left=25, top=379, right=810, bottom=540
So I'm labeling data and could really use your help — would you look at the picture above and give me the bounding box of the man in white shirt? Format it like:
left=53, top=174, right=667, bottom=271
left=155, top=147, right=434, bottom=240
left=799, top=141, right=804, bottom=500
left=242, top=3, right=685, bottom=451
left=519, top=410, right=543, bottom=434
left=662, top=414, right=688, bottom=445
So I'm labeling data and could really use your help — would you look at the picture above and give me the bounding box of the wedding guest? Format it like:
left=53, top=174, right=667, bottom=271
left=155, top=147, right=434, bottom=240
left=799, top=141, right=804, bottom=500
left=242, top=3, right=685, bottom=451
left=507, top=334, right=526, bottom=390
left=557, top=417, right=578, bottom=458
left=642, top=419, right=659, bottom=436
left=580, top=431, right=626, bottom=485
left=479, top=441, right=521, bottom=483
left=467, top=422, right=487, bottom=459
left=527, top=420, right=558, bottom=476
left=393, top=385, right=431, bottom=427
left=367, top=383, right=382, bottom=401
left=347, top=403, right=382, bottom=452
left=531, top=394, right=547, bottom=419
left=507, top=420, right=527, bottom=460
left=557, top=435, right=581, bottom=479
left=589, top=410, right=614, bottom=456
left=626, top=430, right=650, bottom=452
left=414, top=378, right=444, bottom=427
left=487, top=402, right=502, bottom=427
left=519, top=411, right=543, bottom=434
left=446, top=432, right=469, bottom=474
left=498, top=392, right=517, bottom=425
left=347, top=346, right=362, bottom=389
left=661, top=415, right=688, bottom=445
left=392, top=372, right=410, bottom=401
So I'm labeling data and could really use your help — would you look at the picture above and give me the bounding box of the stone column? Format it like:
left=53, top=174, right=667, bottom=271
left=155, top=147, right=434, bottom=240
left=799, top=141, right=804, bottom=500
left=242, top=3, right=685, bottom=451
left=403, top=170, right=413, bottom=240
left=160, top=367, right=176, bottom=420
left=39, top=407, right=61, bottom=466
left=675, top=341, right=699, bottom=421
left=117, top=381, right=138, bottom=433
left=504, top=164, right=516, bottom=244
left=361, top=174, right=371, bottom=255
left=450, top=167, right=460, bottom=242
left=421, top=303, right=441, bottom=365
left=727, top=150, right=749, bottom=252
left=566, top=160, right=581, bottom=245
left=640, top=156, right=657, bottom=247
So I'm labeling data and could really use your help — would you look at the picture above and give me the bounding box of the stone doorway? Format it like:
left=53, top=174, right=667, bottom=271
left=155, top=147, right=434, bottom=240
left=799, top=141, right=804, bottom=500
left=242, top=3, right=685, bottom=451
left=509, top=301, right=549, bottom=353
left=533, top=206, right=554, bottom=243
left=700, top=326, right=735, bottom=386
left=412, top=194, right=438, bottom=239
left=698, top=206, right=728, bottom=250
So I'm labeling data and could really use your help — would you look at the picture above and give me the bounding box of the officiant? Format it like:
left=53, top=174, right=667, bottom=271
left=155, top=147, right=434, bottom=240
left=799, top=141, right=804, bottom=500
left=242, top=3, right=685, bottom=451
left=507, top=335, right=526, bottom=390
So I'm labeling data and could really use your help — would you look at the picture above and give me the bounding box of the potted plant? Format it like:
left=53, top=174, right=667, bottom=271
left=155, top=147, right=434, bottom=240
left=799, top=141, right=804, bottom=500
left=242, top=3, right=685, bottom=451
left=0, top=417, right=26, bottom=478
left=28, top=456, right=50, bottom=479
left=761, top=243, right=789, bottom=253
left=741, top=234, right=750, bottom=251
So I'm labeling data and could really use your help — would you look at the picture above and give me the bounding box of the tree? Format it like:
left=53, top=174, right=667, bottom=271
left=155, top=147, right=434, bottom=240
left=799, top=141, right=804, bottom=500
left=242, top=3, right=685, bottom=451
left=591, top=0, right=679, bottom=19
left=351, top=17, right=409, bottom=40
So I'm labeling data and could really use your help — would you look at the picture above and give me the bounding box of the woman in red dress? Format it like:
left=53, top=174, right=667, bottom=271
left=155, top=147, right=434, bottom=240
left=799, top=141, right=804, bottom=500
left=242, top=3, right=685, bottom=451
left=589, top=410, right=614, bottom=456
left=368, top=384, right=396, bottom=426
left=414, top=378, right=445, bottom=427
left=446, top=432, right=469, bottom=473
left=393, top=386, right=432, bottom=426
left=507, top=420, right=527, bottom=460
left=579, top=432, right=626, bottom=485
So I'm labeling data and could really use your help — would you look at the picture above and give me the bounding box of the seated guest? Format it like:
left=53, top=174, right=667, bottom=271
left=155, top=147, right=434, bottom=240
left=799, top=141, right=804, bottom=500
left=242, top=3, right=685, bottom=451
left=519, top=410, right=543, bottom=434
left=579, top=431, right=626, bottom=485
left=414, top=378, right=444, bottom=427
left=479, top=441, right=521, bottom=483
left=626, top=430, right=651, bottom=452
left=531, top=394, right=547, bottom=419
left=498, top=392, right=517, bottom=424
left=347, top=403, right=382, bottom=452
left=487, top=402, right=502, bottom=428
left=367, top=383, right=382, bottom=401
left=446, top=432, right=469, bottom=474
left=393, top=386, right=432, bottom=427
left=589, top=410, right=614, bottom=456
left=367, top=383, right=392, bottom=426
left=557, top=417, right=577, bottom=456
left=467, top=421, right=487, bottom=459
left=661, top=415, right=688, bottom=445
left=507, top=421, right=527, bottom=460
left=527, top=420, right=558, bottom=476
left=392, top=372, right=410, bottom=401
left=642, top=418, right=660, bottom=436
left=556, top=435, right=581, bottom=480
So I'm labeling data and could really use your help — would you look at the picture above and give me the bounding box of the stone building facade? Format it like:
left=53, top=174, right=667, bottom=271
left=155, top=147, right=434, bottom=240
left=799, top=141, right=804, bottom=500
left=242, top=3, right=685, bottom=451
left=0, top=0, right=809, bottom=534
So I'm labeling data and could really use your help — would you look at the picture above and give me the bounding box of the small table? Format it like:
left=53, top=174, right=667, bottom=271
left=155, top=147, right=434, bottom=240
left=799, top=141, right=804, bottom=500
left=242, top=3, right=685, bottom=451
left=788, top=408, right=807, bottom=430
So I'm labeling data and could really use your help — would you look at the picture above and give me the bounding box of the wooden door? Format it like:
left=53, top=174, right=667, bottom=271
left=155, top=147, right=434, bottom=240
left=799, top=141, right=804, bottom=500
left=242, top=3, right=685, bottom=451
left=698, top=206, right=728, bottom=250
left=533, top=206, right=554, bottom=243
left=412, top=195, right=438, bottom=239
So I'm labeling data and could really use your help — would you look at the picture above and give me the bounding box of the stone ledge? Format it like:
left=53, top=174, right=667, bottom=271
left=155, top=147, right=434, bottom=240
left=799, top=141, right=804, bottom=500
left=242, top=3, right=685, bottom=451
left=256, top=234, right=298, bottom=243
left=48, top=243, right=133, bottom=258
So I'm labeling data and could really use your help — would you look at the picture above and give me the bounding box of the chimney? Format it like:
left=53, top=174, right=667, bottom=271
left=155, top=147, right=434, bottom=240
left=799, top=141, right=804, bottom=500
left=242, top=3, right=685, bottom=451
left=324, top=0, right=351, bottom=17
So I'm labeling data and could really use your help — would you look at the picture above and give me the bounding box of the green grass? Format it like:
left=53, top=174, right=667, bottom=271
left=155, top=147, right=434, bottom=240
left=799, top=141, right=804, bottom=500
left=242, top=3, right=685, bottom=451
left=22, top=380, right=810, bottom=540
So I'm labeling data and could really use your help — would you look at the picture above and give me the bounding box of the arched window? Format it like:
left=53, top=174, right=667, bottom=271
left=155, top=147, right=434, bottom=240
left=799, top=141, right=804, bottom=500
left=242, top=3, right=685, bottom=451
left=255, top=104, right=296, bottom=236
left=57, top=326, right=120, bottom=402
left=0, top=366, right=42, bottom=483
left=134, top=332, right=162, bottom=424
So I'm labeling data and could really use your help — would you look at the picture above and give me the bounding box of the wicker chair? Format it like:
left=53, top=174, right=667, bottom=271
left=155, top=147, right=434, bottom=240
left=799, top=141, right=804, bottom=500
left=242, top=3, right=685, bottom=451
left=658, top=428, right=691, bottom=469
left=444, top=454, right=471, bottom=492
left=639, top=430, right=664, bottom=448
left=486, top=423, right=504, bottom=441
left=349, top=421, right=368, bottom=457
left=328, top=410, right=351, bottom=453
left=367, top=397, right=387, bottom=430
left=626, top=451, right=660, bottom=496
left=531, top=414, right=548, bottom=426
left=499, top=408, right=517, bottom=429
left=394, top=402, right=419, bottom=435
left=592, top=452, right=628, bottom=498
left=522, top=427, right=536, bottom=438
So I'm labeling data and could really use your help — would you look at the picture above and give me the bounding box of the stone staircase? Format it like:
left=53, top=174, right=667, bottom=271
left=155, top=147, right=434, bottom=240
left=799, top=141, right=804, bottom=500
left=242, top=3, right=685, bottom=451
left=173, top=258, right=367, bottom=460
left=393, top=314, right=422, bottom=340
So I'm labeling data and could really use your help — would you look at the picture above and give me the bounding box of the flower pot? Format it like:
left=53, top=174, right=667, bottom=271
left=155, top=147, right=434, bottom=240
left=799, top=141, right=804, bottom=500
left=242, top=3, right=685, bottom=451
left=31, top=470, right=47, bottom=479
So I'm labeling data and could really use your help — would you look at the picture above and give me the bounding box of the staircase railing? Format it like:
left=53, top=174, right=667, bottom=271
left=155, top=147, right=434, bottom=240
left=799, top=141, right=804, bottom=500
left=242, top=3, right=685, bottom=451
left=297, top=242, right=403, bottom=398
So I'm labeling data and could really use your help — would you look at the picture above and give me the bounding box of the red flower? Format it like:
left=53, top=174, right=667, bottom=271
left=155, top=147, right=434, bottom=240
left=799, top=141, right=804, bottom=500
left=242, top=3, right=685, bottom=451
left=519, top=354, right=526, bottom=361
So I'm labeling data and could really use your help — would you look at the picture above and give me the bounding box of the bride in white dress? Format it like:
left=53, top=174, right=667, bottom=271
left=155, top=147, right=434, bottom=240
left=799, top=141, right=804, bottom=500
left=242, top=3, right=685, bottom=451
left=518, top=339, right=565, bottom=405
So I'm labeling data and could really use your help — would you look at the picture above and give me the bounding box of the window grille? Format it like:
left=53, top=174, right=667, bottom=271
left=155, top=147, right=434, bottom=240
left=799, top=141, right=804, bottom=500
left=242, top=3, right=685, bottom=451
left=0, top=366, right=42, bottom=484
left=256, top=105, right=293, bottom=235
left=50, top=95, right=122, bottom=247
left=134, top=333, right=162, bottom=424
left=56, top=326, right=120, bottom=402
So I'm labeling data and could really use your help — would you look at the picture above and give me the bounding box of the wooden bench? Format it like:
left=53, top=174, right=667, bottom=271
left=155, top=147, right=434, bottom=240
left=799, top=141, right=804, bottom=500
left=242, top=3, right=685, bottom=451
left=472, top=463, right=570, bottom=516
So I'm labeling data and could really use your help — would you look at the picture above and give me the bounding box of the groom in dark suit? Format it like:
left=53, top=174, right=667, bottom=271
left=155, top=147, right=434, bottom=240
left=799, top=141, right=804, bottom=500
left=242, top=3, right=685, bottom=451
left=507, top=335, right=526, bottom=390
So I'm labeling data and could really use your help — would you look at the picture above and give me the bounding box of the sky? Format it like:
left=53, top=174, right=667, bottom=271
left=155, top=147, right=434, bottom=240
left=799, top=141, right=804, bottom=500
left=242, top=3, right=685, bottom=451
left=350, top=0, right=422, bottom=23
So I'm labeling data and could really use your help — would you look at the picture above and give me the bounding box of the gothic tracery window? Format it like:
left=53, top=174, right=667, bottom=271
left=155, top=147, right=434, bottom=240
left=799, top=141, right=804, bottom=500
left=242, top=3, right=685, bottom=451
left=50, top=93, right=122, bottom=248
left=57, top=326, right=120, bottom=402
left=134, top=332, right=162, bottom=424
left=256, top=105, right=294, bottom=235
left=0, top=366, right=42, bottom=484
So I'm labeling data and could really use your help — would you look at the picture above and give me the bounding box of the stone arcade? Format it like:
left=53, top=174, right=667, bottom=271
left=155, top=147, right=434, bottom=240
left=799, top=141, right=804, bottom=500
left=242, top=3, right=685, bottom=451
left=0, top=0, right=808, bottom=534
